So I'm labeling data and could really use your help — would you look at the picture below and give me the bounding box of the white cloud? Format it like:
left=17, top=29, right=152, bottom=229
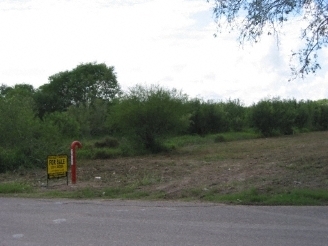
left=0, top=0, right=327, bottom=106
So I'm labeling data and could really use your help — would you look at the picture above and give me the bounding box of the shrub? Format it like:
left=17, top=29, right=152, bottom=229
left=222, top=99, right=247, bottom=132
left=94, top=137, right=119, bottom=148
left=250, top=98, right=296, bottom=136
left=43, top=111, right=80, bottom=138
left=188, top=99, right=227, bottom=135
left=107, top=85, right=190, bottom=153
left=0, top=95, right=64, bottom=172
left=214, top=135, right=227, bottom=143
left=94, top=149, right=121, bottom=159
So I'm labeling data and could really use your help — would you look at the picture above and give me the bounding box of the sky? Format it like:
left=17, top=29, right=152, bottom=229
left=1, top=0, right=327, bottom=106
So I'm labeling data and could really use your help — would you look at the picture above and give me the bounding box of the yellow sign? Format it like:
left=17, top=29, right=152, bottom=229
left=47, top=155, right=68, bottom=178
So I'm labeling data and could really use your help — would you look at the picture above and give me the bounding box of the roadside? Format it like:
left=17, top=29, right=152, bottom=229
left=1, top=131, right=328, bottom=205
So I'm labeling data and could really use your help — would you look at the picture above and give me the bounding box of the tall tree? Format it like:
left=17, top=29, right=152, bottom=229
left=34, top=62, right=121, bottom=118
left=0, top=84, right=13, bottom=97
left=0, top=83, right=35, bottom=98
left=208, top=0, right=328, bottom=78
left=108, top=85, right=189, bottom=153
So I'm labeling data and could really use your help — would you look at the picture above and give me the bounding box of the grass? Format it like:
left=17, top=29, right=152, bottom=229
left=37, top=186, right=165, bottom=200
left=175, top=186, right=328, bottom=205
left=201, top=188, right=328, bottom=205
left=1, top=131, right=328, bottom=205
left=29, top=185, right=328, bottom=205
left=165, top=131, right=261, bottom=148
left=78, top=144, right=122, bottom=159
left=0, top=182, right=33, bottom=194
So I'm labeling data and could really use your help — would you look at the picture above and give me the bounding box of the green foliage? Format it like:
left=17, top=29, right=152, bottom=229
left=187, top=99, right=248, bottom=135
left=215, top=131, right=260, bottom=141
left=0, top=96, right=36, bottom=149
left=108, top=85, right=190, bottom=153
left=93, top=149, right=122, bottom=159
left=203, top=188, right=328, bottom=205
left=0, top=182, right=33, bottom=194
left=313, top=103, right=328, bottom=131
left=77, top=139, right=122, bottom=160
left=0, top=94, right=65, bottom=172
left=165, top=131, right=259, bottom=150
left=250, top=98, right=328, bottom=136
left=1, top=76, right=328, bottom=172
left=250, top=98, right=297, bottom=136
left=214, top=135, right=227, bottom=143
left=0, top=83, right=35, bottom=98
left=94, top=137, right=119, bottom=148
left=43, top=111, right=80, bottom=138
left=33, top=71, right=72, bottom=118
left=0, top=84, right=13, bottom=97
left=65, top=98, right=114, bottom=137
left=222, top=99, right=246, bottom=131
left=34, top=62, right=121, bottom=119
left=188, top=99, right=227, bottom=135
left=294, top=100, right=314, bottom=130
left=271, top=98, right=297, bottom=135
left=0, top=148, right=26, bottom=173
left=250, top=99, right=275, bottom=136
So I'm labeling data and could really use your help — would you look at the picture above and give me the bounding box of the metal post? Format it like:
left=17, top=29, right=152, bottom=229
left=70, top=141, right=82, bottom=184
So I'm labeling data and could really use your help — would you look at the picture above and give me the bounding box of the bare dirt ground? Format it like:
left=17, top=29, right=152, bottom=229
left=2, top=131, right=328, bottom=199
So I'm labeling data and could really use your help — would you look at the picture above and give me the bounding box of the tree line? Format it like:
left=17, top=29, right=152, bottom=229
left=1, top=62, right=328, bottom=172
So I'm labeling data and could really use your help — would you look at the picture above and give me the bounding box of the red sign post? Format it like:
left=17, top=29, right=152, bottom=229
left=70, top=141, right=82, bottom=184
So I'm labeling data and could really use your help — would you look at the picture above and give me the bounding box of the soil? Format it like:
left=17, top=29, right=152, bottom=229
left=2, top=131, right=328, bottom=200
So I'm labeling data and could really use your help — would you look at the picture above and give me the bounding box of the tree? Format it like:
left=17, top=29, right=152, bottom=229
left=250, top=98, right=297, bottom=136
left=0, top=84, right=13, bottom=97
left=34, top=62, right=121, bottom=118
left=34, top=71, right=73, bottom=118
left=208, top=0, right=328, bottom=78
left=0, top=83, right=35, bottom=98
left=0, top=92, right=63, bottom=172
left=107, top=85, right=190, bottom=153
left=66, top=98, right=111, bottom=137
left=187, top=99, right=227, bottom=135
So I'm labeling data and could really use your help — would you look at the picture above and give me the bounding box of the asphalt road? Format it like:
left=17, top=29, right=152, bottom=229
left=1, top=198, right=328, bottom=246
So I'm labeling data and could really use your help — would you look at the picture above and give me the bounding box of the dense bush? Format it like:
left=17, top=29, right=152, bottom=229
left=187, top=99, right=248, bottom=135
left=66, top=98, right=111, bottom=137
left=43, top=111, right=81, bottom=138
left=221, top=99, right=247, bottom=132
left=250, top=98, right=297, bottom=136
left=294, top=100, right=314, bottom=130
left=94, top=137, right=119, bottom=148
left=249, top=98, right=328, bottom=136
left=0, top=94, right=64, bottom=172
left=188, top=99, right=226, bottom=135
left=312, top=102, right=328, bottom=131
left=107, top=85, right=190, bottom=153
left=1, top=80, right=328, bottom=170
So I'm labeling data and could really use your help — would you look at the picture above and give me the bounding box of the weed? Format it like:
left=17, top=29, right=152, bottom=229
left=94, top=137, right=119, bottom=148
left=1, top=131, right=328, bottom=205
left=94, top=149, right=122, bottom=159
left=0, top=182, right=33, bottom=194
left=214, top=135, right=227, bottom=143
left=138, top=174, right=161, bottom=186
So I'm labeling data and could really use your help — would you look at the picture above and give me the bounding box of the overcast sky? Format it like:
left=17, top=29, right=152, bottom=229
left=1, top=0, right=327, bottom=105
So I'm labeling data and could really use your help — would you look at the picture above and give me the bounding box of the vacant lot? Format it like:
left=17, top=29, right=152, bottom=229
left=1, top=131, right=328, bottom=203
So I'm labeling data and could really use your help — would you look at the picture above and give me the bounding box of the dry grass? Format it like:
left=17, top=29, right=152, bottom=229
left=1, top=131, right=328, bottom=202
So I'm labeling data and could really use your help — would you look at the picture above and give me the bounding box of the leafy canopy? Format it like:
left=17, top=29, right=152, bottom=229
left=34, top=62, right=120, bottom=118
left=108, top=84, right=190, bottom=153
left=208, top=0, right=328, bottom=78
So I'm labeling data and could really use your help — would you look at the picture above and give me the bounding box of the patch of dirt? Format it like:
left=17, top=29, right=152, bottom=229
left=2, top=131, right=328, bottom=199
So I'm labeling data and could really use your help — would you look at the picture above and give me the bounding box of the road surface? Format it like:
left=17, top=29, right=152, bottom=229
left=1, top=198, right=328, bottom=246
